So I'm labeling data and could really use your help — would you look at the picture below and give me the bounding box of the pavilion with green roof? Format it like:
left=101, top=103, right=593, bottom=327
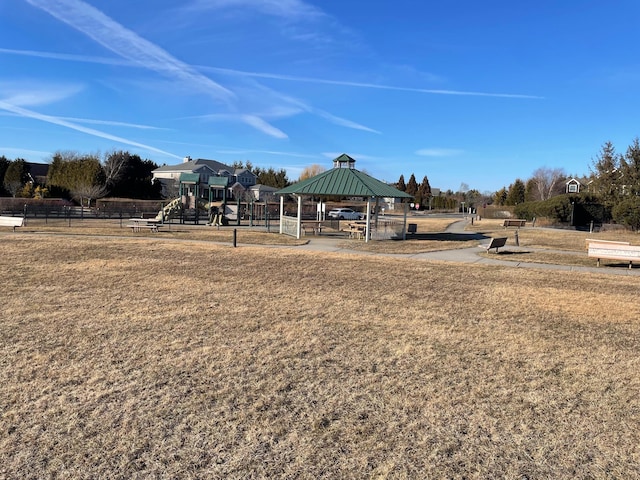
left=276, top=154, right=413, bottom=242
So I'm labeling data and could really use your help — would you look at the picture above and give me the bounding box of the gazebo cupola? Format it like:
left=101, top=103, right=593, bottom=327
left=333, top=153, right=356, bottom=169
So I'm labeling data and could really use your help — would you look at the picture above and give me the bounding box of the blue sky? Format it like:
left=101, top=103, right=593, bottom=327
left=2, top=0, right=640, bottom=193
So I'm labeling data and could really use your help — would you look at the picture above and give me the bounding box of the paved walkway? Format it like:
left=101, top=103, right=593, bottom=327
left=294, top=219, right=640, bottom=277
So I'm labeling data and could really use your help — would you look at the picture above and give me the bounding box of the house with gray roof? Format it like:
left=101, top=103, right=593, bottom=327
left=152, top=156, right=256, bottom=199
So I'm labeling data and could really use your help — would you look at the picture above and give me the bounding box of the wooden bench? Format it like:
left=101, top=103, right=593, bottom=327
left=0, top=215, right=24, bottom=232
left=480, top=236, right=508, bottom=253
left=127, top=218, right=161, bottom=232
left=585, top=238, right=629, bottom=251
left=503, top=219, right=526, bottom=228
left=587, top=240, right=640, bottom=269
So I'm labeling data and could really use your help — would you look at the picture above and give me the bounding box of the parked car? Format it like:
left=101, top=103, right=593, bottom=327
left=327, top=208, right=363, bottom=220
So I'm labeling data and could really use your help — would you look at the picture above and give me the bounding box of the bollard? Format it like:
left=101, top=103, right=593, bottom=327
left=233, top=228, right=237, bottom=248
left=515, top=229, right=519, bottom=246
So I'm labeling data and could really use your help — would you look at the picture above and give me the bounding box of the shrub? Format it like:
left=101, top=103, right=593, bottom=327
left=514, top=194, right=607, bottom=226
left=612, top=197, right=640, bottom=231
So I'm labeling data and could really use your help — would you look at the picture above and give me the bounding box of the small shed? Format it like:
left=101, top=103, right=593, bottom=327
left=275, top=154, right=413, bottom=242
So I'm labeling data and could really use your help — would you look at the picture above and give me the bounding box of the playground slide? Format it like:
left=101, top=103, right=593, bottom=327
left=155, top=197, right=182, bottom=221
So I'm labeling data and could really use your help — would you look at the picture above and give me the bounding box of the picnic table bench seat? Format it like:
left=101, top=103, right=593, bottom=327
left=126, top=218, right=161, bottom=232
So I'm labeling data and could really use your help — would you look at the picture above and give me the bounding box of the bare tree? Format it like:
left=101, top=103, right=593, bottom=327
left=72, top=183, right=108, bottom=209
left=299, top=164, right=326, bottom=181
left=530, top=167, right=566, bottom=201
left=103, top=150, right=130, bottom=190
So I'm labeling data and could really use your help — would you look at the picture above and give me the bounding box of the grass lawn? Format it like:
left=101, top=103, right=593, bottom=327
left=2, top=231, right=640, bottom=478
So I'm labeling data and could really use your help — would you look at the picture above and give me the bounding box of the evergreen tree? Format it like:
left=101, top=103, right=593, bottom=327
left=524, top=178, right=537, bottom=202
left=506, top=179, right=526, bottom=205
left=46, top=151, right=106, bottom=206
left=405, top=173, right=418, bottom=197
left=0, top=155, right=10, bottom=196
left=4, top=158, right=29, bottom=197
left=396, top=174, right=406, bottom=191
left=254, top=167, right=290, bottom=189
left=494, top=187, right=507, bottom=206
left=104, top=151, right=161, bottom=199
left=589, top=141, right=622, bottom=207
left=416, top=176, right=432, bottom=209
left=621, top=137, right=640, bottom=196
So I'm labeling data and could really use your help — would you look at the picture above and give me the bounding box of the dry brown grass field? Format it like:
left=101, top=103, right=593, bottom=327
left=2, top=229, right=640, bottom=478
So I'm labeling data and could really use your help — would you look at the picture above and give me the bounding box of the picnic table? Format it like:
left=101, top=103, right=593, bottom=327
left=347, top=222, right=366, bottom=239
left=301, top=221, right=323, bottom=235
left=127, top=218, right=162, bottom=232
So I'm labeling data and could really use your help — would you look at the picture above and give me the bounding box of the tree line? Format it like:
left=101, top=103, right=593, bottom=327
left=1, top=151, right=162, bottom=207
left=0, top=153, right=293, bottom=206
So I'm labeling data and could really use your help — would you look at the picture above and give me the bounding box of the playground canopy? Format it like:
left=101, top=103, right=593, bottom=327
left=276, top=154, right=414, bottom=242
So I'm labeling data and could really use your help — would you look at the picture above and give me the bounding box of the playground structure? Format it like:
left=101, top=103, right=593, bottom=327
left=154, top=197, right=182, bottom=222
left=150, top=172, right=231, bottom=225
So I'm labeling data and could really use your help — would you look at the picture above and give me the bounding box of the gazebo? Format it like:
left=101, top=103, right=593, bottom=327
left=275, top=154, right=414, bottom=242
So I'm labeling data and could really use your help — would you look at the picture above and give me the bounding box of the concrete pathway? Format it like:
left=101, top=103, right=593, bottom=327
left=296, top=219, right=640, bottom=277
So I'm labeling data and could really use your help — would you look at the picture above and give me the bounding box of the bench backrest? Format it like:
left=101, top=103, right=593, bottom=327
left=504, top=219, right=526, bottom=226
left=488, top=237, right=508, bottom=248
left=588, top=242, right=640, bottom=260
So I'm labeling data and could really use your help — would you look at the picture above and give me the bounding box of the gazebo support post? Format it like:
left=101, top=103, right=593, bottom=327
left=403, top=201, right=408, bottom=240
left=374, top=197, right=380, bottom=228
left=279, top=196, right=284, bottom=234
left=296, top=195, right=302, bottom=239
left=365, top=197, right=372, bottom=243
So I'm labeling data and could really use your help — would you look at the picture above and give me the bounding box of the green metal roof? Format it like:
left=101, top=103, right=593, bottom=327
left=208, top=176, right=229, bottom=187
left=179, top=173, right=200, bottom=183
left=276, top=165, right=413, bottom=199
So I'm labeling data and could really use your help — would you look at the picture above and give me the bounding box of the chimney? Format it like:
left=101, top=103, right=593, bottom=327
left=183, top=156, right=192, bottom=163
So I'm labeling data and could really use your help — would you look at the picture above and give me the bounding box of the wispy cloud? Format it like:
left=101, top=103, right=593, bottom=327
left=0, top=81, right=83, bottom=107
left=240, top=115, right=288, bottom=139
left=314, top=110, right=380, bottom=134
left=0, top=100, right=182, bottom=159
left=416, top=148, right=465, bottom=157
left=0, top=147, right=53, bottom=159
left=189, top=112, right=288, bottom=139
left=187, top=0, right=324, bottom=19
left=238, top=81, right=382, bottom=134
left=22, top=1, right=301, bottom=139
left=59, top=117, right=168, bottom=130
left=0, top=47, right=129, bottom=66
left=208, top=67, right=543, bottom=99
left=0, top=48, right=543, bottom=100
left=215, top=148, right=318, bottom=159
left=24, top=0, right=235, bottom=105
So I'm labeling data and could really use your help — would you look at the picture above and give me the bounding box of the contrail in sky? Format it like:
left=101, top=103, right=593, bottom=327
left=0, top=100, right=182, bottom=159
left=0, top=47, right=543, bottom=100
left=23, top=0, right=235, bottom=105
